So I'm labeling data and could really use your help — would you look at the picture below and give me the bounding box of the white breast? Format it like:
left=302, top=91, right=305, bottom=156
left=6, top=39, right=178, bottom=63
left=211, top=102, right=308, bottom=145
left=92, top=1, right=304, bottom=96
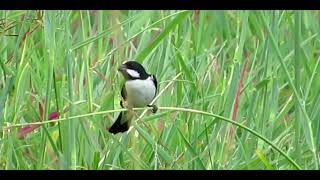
left=125, top=76, right=156, bottom=108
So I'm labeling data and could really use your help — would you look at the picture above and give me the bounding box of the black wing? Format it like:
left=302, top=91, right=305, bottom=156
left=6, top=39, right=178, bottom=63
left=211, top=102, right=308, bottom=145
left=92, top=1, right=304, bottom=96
left=152, top=74, right=158, bottom=92
left=120, top=84, right=127, bottom=108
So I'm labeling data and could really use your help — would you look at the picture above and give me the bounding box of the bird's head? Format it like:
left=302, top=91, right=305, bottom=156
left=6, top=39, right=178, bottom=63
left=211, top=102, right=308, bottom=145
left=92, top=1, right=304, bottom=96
left=118, top=60, right=149, bottom=80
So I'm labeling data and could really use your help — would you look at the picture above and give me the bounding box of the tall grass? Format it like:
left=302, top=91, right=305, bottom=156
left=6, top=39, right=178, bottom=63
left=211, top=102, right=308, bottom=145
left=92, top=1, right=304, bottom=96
left=0, top=10, right=319, bottom=170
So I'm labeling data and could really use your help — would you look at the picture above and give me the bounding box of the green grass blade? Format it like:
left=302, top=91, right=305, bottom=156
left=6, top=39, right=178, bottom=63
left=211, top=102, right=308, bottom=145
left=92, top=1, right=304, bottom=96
left=135, top=10, right=191, bottom=61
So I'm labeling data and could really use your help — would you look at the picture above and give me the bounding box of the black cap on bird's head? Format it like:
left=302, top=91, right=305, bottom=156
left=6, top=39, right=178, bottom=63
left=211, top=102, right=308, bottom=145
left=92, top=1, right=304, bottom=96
left=118, top=60, right=149, bottom=80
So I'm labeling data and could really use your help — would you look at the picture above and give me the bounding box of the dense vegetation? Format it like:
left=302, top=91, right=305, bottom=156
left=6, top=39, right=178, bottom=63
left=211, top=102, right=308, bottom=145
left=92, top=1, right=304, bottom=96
left=0, top=10, right=319, bottom=169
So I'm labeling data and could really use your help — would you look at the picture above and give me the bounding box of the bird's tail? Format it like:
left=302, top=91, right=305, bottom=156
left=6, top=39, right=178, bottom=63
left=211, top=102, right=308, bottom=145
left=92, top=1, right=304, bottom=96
left=108, top=111, right=133, bottom=134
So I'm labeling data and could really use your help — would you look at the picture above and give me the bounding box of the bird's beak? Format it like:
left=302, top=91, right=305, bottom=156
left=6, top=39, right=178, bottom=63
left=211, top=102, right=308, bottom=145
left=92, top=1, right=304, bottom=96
left=118, top=64, right=126, bottom=73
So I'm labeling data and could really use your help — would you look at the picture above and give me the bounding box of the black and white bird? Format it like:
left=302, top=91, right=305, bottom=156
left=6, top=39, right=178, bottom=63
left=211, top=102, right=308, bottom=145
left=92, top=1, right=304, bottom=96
left=108, top=60, right=158, bottom=134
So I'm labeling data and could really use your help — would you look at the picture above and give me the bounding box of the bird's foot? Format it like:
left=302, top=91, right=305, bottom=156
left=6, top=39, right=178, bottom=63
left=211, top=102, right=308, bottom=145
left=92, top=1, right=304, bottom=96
left=147, top=104, right=158, bottom=113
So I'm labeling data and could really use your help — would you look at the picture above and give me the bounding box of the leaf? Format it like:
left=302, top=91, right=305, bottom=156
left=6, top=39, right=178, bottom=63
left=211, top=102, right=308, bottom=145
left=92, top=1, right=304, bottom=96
left=255, top=77, right=271, bottom=90
left=71, top=15, right=138, bottom=51
left=256, top=149, right=275, bottom=170
left=177, top=127, right=205, bottom=169
left=176, top=52, right=194, bottom=83
left=135, top=125, right=173, bottom=163
left=135, top=10, right=191, bottom=61
left=0, top=77, right=14, bottom=120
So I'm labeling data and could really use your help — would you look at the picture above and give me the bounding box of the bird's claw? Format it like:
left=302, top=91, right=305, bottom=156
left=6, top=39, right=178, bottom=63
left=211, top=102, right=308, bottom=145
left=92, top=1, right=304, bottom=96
left=148, top=104, right=158, bottom=113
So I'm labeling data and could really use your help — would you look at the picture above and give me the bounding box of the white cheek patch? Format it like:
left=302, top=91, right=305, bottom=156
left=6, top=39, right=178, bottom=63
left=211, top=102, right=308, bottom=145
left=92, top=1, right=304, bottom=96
left=126, top=69, right=140, bottom=78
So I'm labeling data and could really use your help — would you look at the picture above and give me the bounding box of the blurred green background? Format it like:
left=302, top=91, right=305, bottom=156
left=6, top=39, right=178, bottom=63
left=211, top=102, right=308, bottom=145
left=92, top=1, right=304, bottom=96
left=0, top=10, right=319, bottom=170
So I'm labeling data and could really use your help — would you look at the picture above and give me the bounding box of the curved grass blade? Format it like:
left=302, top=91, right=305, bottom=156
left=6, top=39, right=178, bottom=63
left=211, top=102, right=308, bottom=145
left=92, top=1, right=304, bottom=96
left=135, top=11, right=191, bottom=62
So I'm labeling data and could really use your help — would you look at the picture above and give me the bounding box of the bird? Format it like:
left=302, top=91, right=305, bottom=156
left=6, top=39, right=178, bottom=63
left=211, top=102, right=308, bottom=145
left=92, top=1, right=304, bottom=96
left=108, top=60, right=158, bottom=134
